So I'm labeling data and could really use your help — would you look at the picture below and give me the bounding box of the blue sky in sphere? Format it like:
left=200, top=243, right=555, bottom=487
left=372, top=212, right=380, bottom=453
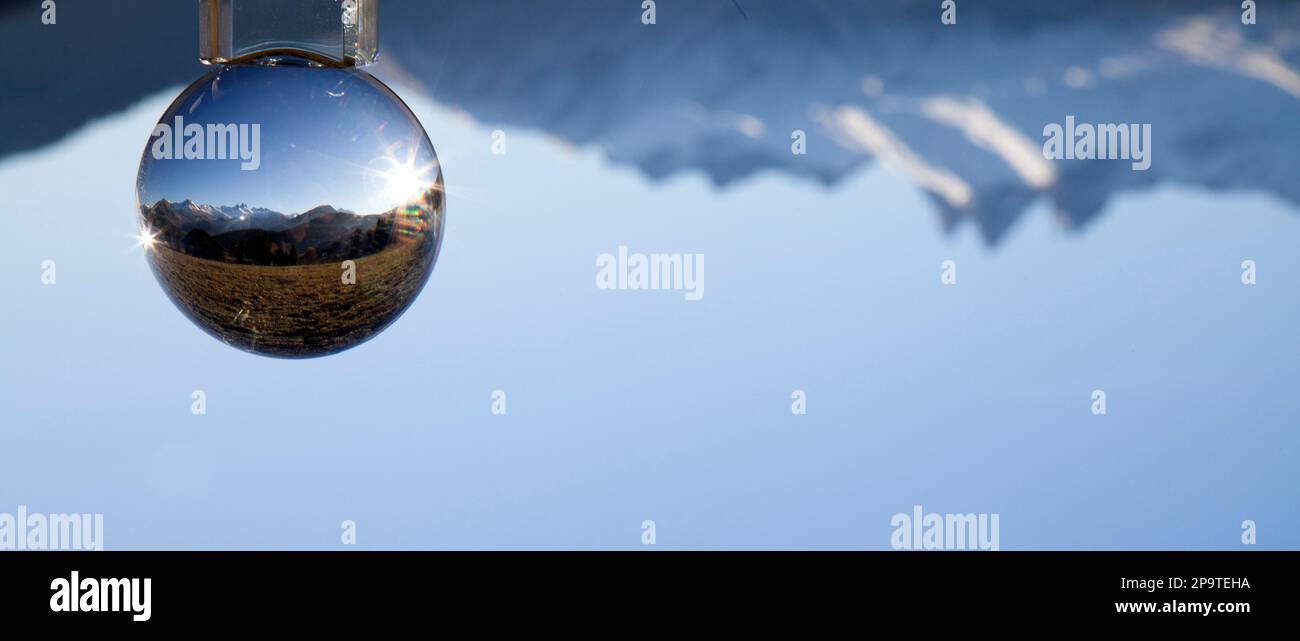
left=0, top=81, right=1297, bottom=550
left=137, top=65, right=436, bottom=216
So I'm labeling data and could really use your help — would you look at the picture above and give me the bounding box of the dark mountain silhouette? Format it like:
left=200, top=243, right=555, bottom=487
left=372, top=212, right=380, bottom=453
left=378, top=0, right=1300, bottom=244
left=141, top=199, right=397, bottom=265
left=181, top=228, right=226, bottom=261
left=8, top=1, right=1300, bottom=245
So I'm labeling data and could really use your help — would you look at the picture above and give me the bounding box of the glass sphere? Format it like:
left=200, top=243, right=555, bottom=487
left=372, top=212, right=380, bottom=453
left=136, top=62, right=443, bottom=358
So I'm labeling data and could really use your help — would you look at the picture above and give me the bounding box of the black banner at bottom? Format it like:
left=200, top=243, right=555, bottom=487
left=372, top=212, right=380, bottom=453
left=0, top=551, right=1290, bottom=628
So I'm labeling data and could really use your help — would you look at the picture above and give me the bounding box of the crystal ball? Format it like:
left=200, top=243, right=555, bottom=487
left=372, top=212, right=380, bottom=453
left=136, top=62, right=443, bottom=358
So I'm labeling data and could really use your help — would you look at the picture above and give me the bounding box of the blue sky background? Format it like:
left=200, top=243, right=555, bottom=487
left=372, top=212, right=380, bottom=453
left=0, top=82, right=1297, bottom=550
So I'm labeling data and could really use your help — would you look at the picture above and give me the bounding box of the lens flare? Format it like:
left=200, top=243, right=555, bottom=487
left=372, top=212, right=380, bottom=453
left=136, top=225, right=160, bottom=252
